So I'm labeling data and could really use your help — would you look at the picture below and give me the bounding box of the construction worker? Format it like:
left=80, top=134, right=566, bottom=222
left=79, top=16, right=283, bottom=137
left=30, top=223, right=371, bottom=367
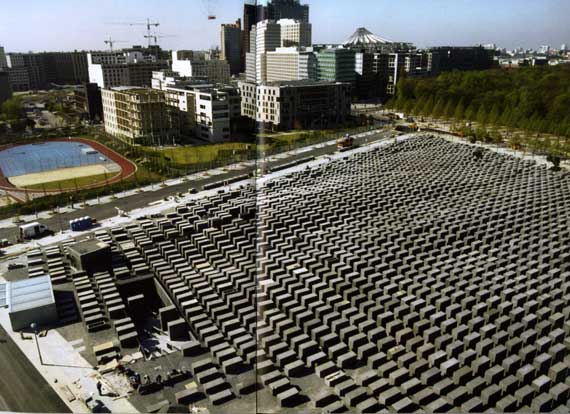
left=96, top=380, right=103, bottom=396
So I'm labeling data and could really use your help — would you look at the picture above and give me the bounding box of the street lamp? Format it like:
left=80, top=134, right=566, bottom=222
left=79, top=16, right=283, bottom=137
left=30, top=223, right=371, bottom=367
left=30, top=322, right=43, bottom=365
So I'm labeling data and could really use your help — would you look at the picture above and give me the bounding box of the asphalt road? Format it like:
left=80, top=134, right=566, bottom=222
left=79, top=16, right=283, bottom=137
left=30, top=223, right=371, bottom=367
left=0, top=129, right=393, bottom=242
left=0, top=324, right=70, bottom=413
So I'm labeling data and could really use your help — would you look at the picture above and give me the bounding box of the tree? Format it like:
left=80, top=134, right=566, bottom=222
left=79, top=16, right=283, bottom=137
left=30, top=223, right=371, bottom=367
left=443, top=99, right=455, bottom=120
left=488, top=104, right=501, bottom=125
left=421, top=96, right=435, bottom=117
left=1, top=97, right=24, bottom=120
left=432, top=97, right=445, bottom=118
left=453, top=98, right=465, bottom=120
left=476, top=104, right=488, bottom=125
left=465, top=104, right=477, bottom=121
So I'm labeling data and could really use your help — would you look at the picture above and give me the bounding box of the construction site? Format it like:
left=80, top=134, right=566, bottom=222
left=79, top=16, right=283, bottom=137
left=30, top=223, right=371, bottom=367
left=0, top=133, right=569, bottom=413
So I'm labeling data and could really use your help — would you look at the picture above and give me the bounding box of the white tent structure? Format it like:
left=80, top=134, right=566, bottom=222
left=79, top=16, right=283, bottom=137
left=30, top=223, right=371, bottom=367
left=343, top=27, right=392, bottom=47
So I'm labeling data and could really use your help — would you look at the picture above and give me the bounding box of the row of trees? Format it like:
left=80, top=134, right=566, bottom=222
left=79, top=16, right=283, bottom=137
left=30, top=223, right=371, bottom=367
left=388, top=65, right=570, bottom=138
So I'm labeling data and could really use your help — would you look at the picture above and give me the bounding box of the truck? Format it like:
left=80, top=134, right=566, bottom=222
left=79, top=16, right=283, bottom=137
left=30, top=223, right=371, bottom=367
left=69, top=216, right=96, bottom=231
left=19, top=222, right=50, bottom=240
left=337, top=134, right=355, bottom=151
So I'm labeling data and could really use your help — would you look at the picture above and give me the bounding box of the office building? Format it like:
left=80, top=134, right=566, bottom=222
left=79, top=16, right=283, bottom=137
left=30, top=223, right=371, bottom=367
left=246, top=20, right=281, bottom=82
left=316, top=48, right=356, bottom=83
left=243, top=1, right=268, bottom=55
left=0, top=46, right=7, bottom=69
left=74, top=82, right=103, bottom=122
left=220, top=20, right=243, bottom=75
left=240, top=80, right=351, bottom=131
left=88, top=50, right=168, bottom=89
left=278, top=19, right=311, bottom=47
left=265, top=47, right=317, bottom=82
left=267, top=0, right=309, bottom=23
left=427, top=46, right=494, bottom=74
left=171, top=50, right=230, bottom=84
left=0, top=70, right=12, bottom=105
left=101, top=87, right=178, bottom=146
left=373, top=52, right=428, bottom=95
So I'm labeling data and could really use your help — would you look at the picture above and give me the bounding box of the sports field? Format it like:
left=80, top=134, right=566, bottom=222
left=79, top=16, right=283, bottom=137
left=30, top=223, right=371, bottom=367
left=10, top=163, right=119, bottom=188
left=0, top=138, right=136, bottom=194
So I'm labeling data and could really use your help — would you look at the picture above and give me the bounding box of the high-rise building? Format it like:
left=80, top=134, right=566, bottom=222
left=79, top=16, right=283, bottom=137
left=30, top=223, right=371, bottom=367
left=539, top=45, right=550, bottom=55
left=0, top=46, right=7, bottom=69
left=267, top=0, right=309, bottom=23
left=561, top=44, right=567, bottom=52
left=246, top=20, right=281, bottom=83
left=316, top=48, right=356, bottom=83
left=243, top=1, right=268, bottom=54
left=221, top=19, right=243, bottom=75
left=101, top=87, right=179, bottom=146
left=278, top=18, right=311, bottom=47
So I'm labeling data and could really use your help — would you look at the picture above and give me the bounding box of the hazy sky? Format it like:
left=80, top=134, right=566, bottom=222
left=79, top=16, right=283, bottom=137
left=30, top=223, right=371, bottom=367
left=1, top=0, right=569, bottom=53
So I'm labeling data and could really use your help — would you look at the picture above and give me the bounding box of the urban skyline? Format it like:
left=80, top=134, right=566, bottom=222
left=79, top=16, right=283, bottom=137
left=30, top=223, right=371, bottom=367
left=1, top=0, right=569, bottom=53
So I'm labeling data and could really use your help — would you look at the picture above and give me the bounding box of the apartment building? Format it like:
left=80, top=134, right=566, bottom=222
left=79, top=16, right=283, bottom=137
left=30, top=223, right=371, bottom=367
left=6, top=51, right=88, bottom=90
left=152, top=71, right=239, bottom=142
left=102, top=87, right=178, bottom=146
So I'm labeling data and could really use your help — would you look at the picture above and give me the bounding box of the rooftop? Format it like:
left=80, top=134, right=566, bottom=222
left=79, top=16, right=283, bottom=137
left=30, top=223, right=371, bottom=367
left=6, top=276, right=55, bottom=313
left=68, top=239, right=110, bottom=255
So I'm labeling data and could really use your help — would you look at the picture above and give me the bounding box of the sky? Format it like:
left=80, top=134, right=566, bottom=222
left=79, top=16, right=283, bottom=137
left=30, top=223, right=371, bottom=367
left=1, top=0, right=569, bottom=53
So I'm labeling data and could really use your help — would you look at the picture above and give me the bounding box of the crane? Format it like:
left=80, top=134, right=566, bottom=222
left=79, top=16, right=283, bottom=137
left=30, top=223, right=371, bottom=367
left=108, top=18, right=160, bottom=47
left=143, top=33, right=177, bottom=47
left=103, top=37, right=126, bottom=51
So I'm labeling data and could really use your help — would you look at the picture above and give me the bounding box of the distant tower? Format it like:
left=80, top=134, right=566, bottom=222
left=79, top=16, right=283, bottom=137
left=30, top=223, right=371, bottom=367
left=221, top=19, right=243, bottom=75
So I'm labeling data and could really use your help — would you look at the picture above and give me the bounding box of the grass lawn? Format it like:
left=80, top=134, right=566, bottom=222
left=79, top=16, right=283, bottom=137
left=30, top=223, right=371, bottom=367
left=22, top=173, right=116, bottom=191
left=156, top=142, right=258, bottom=165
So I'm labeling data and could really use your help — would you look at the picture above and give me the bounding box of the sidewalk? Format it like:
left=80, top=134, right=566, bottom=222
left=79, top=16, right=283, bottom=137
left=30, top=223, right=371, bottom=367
left=0, top=310, right=138, bottom=413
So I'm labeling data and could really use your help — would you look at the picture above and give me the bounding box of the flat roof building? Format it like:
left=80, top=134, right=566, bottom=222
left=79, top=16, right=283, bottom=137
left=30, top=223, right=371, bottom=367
left=68, top=239, right=112, bottom=275
left=3, top=276, right=58, bottom=331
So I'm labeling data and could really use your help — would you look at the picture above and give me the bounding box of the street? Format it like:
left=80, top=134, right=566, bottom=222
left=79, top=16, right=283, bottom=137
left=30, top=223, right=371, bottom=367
left=0, top=130, right=393, bottom=242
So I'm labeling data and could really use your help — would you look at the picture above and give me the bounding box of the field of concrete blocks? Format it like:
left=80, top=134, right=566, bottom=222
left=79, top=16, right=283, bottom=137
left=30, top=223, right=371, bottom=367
left=26, top=135, right=570, bottom=412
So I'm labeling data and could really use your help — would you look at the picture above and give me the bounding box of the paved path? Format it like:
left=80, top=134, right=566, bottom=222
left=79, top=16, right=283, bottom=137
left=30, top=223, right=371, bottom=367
left=0, top=324, right=70, bottom=413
